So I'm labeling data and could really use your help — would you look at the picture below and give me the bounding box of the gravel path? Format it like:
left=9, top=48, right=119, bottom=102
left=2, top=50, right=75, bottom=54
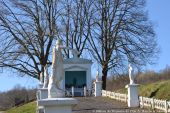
left=73, top=97, right=154, bottom=113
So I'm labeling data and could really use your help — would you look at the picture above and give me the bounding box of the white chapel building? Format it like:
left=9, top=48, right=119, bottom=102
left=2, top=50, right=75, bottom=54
left=61, top=57, right=92, bottom=96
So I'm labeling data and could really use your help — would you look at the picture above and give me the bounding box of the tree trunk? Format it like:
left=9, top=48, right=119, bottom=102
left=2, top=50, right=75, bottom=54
left=102, top=66, right=108, bottom=90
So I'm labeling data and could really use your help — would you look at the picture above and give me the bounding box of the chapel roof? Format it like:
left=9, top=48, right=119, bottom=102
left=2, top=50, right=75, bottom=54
left=64, top=58, right=92, bottom=64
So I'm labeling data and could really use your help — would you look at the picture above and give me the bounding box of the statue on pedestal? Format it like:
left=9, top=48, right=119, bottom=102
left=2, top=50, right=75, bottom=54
left=128, top=64, right=135, bottom=84
left=43, top=66, right=49, bottom=88
left=72, top=49, right=79, bottom=59
left=62, top=47, right=79, bottom=59
left=96, top=71, right=99, bottom=82
left=126, top=64, right=139, bottom=107
left=38, top=72, right=43, bottom=88
left=40, top=72, right=43, bottom=84
left=48, top=39, right=65, bottom=98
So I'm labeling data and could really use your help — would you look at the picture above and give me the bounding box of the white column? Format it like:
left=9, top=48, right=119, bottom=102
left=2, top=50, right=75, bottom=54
left=125, top=84, right=139, bottom=107
left=72, top=86, right=74, bottom=97
left=84, top=86, right=87, bottom=97
left=94, top=81, right=102, bottom=97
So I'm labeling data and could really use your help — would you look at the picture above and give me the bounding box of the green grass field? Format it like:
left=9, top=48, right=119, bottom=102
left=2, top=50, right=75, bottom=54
left=117, top=80, right=170, bottom=100
left=5, top=102, right=36, bottom=113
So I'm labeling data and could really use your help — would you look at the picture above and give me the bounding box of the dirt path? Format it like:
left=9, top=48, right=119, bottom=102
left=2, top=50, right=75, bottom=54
left=73, top=97, right=154, bottom=113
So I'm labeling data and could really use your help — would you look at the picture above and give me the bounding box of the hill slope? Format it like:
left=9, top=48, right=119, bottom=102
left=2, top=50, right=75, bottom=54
left=117, top=80, right=170, bottom=100
left=5, top=102, right=36, bottom=113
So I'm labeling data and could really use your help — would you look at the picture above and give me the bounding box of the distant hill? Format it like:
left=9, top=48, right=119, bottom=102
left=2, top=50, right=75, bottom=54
left=117, top=80, right=170, bottom=100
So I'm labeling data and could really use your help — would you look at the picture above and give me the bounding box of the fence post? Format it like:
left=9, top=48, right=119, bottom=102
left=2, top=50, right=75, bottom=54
left=113, top=92, right=115, bottom=99
left=165, top=100, right=168, bottom=113
left=110, top=92, right=112, bottom=98
left=110, top=91, right=111, bottom=98
left=140, top=96, right=144, bottom=108
left=115, top=93, right=117, bottom=100
left=118, top=93, right=120, bottom=101
left=152, top=98, right=155, bottom=109
left=125, top=94, right=127, bottom=103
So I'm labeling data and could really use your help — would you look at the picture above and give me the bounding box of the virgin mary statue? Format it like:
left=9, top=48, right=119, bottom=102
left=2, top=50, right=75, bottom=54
left=48, top=39, right=65, bottom=98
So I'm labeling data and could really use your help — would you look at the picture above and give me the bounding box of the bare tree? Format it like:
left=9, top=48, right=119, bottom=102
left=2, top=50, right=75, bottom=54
left=88, top=0, right=158, bottom=89
left=0, top=0, right=92, bottom=80
left=59, top=0, right=93, bottom=58
left=0, top=0, right=60, bottom=80
left=0, top=0, right=158, bottom=90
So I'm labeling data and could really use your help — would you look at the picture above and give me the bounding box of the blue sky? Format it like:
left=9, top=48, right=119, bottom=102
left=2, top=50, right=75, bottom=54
left=0, top=0, right=170, bottom=92
left=145, top=0, right=170, bottom=71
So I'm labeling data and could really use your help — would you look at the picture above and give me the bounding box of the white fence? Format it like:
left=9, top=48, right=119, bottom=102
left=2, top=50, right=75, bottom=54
left=102, top=90, right=127, bottom=102
left=139, top=96, right=170, bottom=113
left=102, top=90, right=170, bottom=113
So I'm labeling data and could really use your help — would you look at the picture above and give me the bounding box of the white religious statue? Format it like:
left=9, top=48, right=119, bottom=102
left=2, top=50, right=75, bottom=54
left=72, top=49, right=79, bottom=59
left=38, top=72, right=44, bottom=88
left=43, top=66, right=49, bottom=88
left=62, top=47, right=79, bottom=59
left=40, top=72, right=43, bottom=84
left=128, top=64, right=135, bottom=84
left=96, top=71, right=99, bottom=82
left=48, top=39, right=65, bottom=98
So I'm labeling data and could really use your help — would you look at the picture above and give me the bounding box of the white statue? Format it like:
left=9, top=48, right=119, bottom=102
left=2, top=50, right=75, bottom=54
left=43, top=66, right=49, bottom=88
left=62, top=47, right=79, bottom=59
left=39, top=72, right=43, bottom=88
left=40, top=72, right=43, bottom=83
left=128, top=64, right=135, bottom=84
left=72, top=49, right=79, bottom=58
left=48, top=39, right=65, bottom=98
left=96, top=71, right=99, bottom=82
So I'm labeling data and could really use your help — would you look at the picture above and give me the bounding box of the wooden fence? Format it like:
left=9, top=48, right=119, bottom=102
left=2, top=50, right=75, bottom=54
left=102, top=90, right=170, bottom=113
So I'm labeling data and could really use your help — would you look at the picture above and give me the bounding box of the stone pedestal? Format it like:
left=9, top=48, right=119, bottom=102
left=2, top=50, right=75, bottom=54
left=125, top=84, right=139, bottom=107
left=94, top=81, right=102, bottom=97
left=37, top=88, right=48, bottom=113
left=38, top=98, right=78, bottom=113
left=38, top=88, right=48, bottom=100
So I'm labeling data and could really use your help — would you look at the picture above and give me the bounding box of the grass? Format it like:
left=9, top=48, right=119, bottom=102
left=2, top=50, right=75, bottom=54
left=117, top=80, right=170, bottom=100
left=5, top=102, right=36, bottom=113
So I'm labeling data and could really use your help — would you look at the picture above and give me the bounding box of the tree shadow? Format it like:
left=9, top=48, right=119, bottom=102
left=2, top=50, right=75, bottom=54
left=149, top=88, right=159, bottom=98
